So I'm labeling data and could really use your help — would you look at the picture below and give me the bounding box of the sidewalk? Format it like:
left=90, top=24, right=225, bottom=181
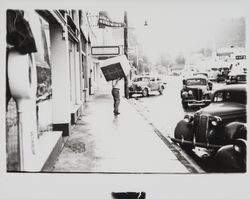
left=50, top=84, right=191, bottom=173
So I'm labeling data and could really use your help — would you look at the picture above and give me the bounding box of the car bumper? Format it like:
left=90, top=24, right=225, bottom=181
left=129, top=90, right=143, bottom=94
left=170, top=137, right=222, bottom=149
left=183, top=99, right=211, bottom=105
left=226, top=80, right=246, bottom=84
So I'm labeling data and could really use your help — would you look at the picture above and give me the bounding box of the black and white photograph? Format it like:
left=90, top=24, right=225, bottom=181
left=0, top=0, right=249, bottom=198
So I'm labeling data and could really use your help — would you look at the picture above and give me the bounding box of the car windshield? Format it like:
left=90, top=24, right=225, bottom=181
left=133, top=77, right=150, bottom=82
left=195, top=73, right=208, bottom=77
left=213, top=90, right=246, bottom=104
left=186, top=78, right=206, bottom=86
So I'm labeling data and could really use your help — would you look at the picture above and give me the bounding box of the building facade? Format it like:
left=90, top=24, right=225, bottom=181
left=5, top=9, right=98, bottom=171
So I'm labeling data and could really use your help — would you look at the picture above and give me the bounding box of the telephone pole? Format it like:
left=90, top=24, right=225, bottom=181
left=124, top=11, right=129, bottom=98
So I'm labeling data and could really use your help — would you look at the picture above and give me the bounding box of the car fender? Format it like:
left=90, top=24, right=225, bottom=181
left=142, top=86, right=151, bottom=92
left=215, top=144, right=246, bottom=172
left=134, top=83, right=149, bottom=92
left=159, top=83, right=165, bottom=90
left=208, top=81, right=213, bottom=90
left=174, top=120, right=194, bottom=141
left=224, top=122, right=247, bottom=140
left=207, top=91, right=213, bottom=99
left=180, top=89, right=188, bottom=99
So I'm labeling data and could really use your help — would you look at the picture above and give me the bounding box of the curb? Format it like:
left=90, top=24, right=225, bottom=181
left=127, top=98, right=205, bottom=173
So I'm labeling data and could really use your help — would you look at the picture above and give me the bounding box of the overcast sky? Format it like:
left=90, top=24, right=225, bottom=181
left=98, top=1, right=248, bottom=62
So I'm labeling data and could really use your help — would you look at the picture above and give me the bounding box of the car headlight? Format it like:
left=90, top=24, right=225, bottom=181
left=188, top=90, right=193, bottom=95
left=211, top=116, right=222, bottom=126
left=182, top=91, right=188, bottom=97
left=184, top=114, right=194, bottom=123
left=233, top=139, right=246, bottom=154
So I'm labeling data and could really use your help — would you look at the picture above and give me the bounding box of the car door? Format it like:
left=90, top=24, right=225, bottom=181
left=156, top=77, right=162, bottom=89
left=149, top=77, right=157, bottom=91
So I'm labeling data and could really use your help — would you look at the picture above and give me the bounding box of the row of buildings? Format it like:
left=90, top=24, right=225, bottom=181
left=170, top=17, right=246, bottom=73
left=5, top=10, right=127, bottom=171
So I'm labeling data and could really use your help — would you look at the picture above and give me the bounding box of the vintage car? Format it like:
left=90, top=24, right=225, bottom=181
left=226, top=69, right=247, bottom=84
left=172, top=84, right=247, bottom=172
left=128, top=75, right=165, bottom=97
left=193, top=72, right=209, bottom=78
left=181, top=75, right=213, bottom=108
left=217, top=67, right=230, bottom=82
left=208, top=68, right=220, bottom=81
left=181, top=67, right=199, bottom=79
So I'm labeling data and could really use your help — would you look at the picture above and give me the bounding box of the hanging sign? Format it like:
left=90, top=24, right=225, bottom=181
left=91, top=46, right=120, bottom=56
left=98, top=11, right=125, bottom=28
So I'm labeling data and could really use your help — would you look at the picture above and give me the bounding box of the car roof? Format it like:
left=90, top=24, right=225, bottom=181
left=185, top=75, right=207, bottom=80
left=228, top=72, right=246, bottom=75
left=193, top=72, right=208, bottom=76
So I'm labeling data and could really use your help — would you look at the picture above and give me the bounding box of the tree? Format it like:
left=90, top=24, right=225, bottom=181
left=198, top=48, right=213, bottom=57
left=175, top=54, right=185, bottom=65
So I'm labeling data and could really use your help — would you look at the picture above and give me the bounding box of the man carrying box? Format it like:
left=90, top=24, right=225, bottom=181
left=100, top=55, right=131, bottom=114
left=112, top=77, right=123, bottom=115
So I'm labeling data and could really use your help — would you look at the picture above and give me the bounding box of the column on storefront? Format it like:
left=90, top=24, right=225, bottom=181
left=94, top=60, right=101, bottom=89
left=86, top=40, right=93, bottom=95
left=79, top=11, right=90, bottom=101
left=50, top=22, right=71, bottom=136
left=67, top=10, right=84, bottom=124
left=80, top=34, right=88, bottom=102
left=87, top=40, right=99, bottom=95
left=80, top=11, right=101, bottom=97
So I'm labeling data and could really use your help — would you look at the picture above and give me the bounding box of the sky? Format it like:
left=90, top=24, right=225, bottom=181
left=100, top=1, right=248, bottom=62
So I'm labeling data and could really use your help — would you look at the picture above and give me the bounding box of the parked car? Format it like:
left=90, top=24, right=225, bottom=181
left=208, top=68, right=220, bottom=81
left=216, top=67, right=230, bottom=82
left=226, top=69, right=247, bottom=84
left=181, top=67, right=199, bottom=79
left=181, top=75, right=213, bottom=108
left=128, top=75, right=165, bottom=98
left=169, top=70, right=181, bottom=76
left=172, top=84, right=247, bottom=172
left=193, top=72, right=209, bottom=78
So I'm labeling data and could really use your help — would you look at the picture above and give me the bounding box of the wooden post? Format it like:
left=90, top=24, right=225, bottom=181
left=124, top=11, right=129, bottom=98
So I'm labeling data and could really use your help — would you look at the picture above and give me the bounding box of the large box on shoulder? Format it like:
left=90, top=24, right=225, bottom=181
left=100, top=55, right=131, bottom=81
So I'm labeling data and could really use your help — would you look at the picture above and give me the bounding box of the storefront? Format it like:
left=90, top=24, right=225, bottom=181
left=5, top=9, right=95, bottom=171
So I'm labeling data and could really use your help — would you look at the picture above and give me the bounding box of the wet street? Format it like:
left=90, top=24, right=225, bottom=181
left=129, top=75, right=186, bottom=138
left=51, top=75, right=227, bottom=173
left=129, top=75, right=227, bottom=172
left=51, top=82, right=197, bottom=173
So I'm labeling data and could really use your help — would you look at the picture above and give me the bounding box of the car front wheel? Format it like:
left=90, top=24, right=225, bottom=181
left=159, top=87, right=163, bottom=95
left=142, top=88, right=148, bottom=97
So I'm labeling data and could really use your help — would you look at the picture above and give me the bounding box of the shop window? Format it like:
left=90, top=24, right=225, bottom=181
left=31, top=12, right=53, bottom=138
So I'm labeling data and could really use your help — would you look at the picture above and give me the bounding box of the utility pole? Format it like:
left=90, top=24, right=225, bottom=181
left=124, top=11, right=128, bottom=57
left=124, top=11, right=129, bottom=98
